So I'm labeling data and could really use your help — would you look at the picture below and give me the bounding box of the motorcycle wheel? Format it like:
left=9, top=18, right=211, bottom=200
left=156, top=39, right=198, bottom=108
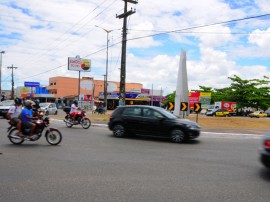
left=81, top=118, right=91, bottom=129
left=8, top=128, right=24, bottom=145
left=65, top=117, right=73, bottom=128
left=45, top=129, right=62, bottom=145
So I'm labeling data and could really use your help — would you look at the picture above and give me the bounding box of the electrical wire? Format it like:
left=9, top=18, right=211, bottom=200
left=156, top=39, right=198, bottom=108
left=20, top=0, right=115, bottom=66
left=15, top=13, right=270, bottom=80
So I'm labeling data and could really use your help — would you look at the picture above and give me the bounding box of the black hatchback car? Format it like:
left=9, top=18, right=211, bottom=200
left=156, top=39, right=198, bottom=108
left=108, top=105, right=201, bottom=143
left=260, top=131, right=270, bottom=169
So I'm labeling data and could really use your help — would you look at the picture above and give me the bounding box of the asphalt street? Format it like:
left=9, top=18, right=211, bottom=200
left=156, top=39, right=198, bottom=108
left=0, top=118, right=270, bottom=202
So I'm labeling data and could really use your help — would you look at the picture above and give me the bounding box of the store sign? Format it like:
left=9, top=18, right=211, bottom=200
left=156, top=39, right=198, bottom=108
left=24, top=82, right=40, bottom=87
left=68, top=57, right=91, bottom=72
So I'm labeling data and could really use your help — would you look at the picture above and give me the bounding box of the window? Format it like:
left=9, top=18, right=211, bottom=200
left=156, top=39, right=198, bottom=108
left=143, top=108, right=164, bottom=119
left=122, top=107, right=141, bottom=116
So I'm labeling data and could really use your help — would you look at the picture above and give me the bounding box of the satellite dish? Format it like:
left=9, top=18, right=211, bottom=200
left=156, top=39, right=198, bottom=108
left=80, top=80, right=93, bottom=90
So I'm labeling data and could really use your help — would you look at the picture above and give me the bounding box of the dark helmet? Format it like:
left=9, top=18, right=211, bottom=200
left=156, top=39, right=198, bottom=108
left=73, top=100, right=78, bottom=105
left=14, top=97, right=22, bottom=105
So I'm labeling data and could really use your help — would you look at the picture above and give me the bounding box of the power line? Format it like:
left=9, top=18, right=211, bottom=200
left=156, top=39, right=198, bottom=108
left=126, top=13, right=270, bottom=42
left=20, top=0, right=114, bottom=66
left=17, top=13, right=270, bottom=80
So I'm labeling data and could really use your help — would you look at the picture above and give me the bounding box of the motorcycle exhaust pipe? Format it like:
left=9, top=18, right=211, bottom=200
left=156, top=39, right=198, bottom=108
left=63, top=119, right=73, bottom=124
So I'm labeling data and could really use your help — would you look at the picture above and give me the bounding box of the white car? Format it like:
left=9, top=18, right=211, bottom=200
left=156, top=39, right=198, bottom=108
left=39, top=103, right=58, bottom=115
left=0, top=100, right=15, bottom=118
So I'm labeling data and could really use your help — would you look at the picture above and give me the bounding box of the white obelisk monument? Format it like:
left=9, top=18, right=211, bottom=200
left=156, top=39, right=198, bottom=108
left=173, top=50, right=189, bottom=116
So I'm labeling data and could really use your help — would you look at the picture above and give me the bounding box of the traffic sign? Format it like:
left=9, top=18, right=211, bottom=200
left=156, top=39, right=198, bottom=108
left=181, top=102, right=188, bottom=111
left=194, top=103, right=201, bottom=112
left=168, top=102, right=174, bottom=110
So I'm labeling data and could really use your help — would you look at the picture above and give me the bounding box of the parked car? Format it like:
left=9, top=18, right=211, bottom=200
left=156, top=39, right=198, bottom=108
left=213, top=109, right=231, bottom=117
left=265, top=108, right=270, bottom=117
left=0, top=100, right=15, bottom=118
left=248, top=111, right=267, bottom=118
left=108, top=105, right=201, bottom=143
left=39, top=103, right=58, bottom=115
left=260, top=131, right=270, bottom=169
left=206, top=108, right=218, bottom=116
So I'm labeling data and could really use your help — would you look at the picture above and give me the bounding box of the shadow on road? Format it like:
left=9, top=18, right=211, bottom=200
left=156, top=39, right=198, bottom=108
left=108, top=134, right=201, bottom=144
left=259, top=168, right=270, bottom=182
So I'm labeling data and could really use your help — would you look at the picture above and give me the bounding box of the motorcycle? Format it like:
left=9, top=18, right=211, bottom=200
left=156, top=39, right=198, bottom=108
left=7, top=115, right=62, bottom=145
left=93, top=107, right=106, bottom=115
left=64, top=109, right=91, bottom=129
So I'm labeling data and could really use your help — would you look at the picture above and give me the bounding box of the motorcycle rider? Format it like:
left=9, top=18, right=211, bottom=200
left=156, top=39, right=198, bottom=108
left=32, top=99, right=41, bottom=116
left=70, top=100, right=79, bottom=123
left=7, top=97, right=23, bottom=137
left=21, top=100, right=37, bottom=138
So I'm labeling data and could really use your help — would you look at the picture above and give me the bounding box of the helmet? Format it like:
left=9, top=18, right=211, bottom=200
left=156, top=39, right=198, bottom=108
left=73, top=100, right=78, bottom=105
left=14, top=97, right=22, bottom=105
left=24, top=100, right=35, bottom=109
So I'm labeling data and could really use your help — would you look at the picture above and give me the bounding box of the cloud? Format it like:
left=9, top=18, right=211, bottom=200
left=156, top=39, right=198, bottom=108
left=248, top=27, right=270, bottom=50
left=0, top=0, right=269, bottom=97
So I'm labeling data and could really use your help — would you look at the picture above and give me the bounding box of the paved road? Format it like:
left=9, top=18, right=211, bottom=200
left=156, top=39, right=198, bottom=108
left=0, top=119, right=270, bottom=202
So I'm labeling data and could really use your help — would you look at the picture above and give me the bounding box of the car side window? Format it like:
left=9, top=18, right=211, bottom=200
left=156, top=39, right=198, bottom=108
left=143, top=109, right=153, bottom=117
left=143, top=109, right=164, bottom=119
left=122, top=107, right=141, bottom=116
left=153, top=111, right=164, bottom=119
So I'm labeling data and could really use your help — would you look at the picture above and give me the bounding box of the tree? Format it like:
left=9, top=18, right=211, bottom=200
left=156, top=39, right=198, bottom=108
left=228, top=75, right=270, bottom=110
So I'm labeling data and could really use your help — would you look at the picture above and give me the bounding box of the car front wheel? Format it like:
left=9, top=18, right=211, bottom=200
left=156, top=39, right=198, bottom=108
left=113, top=124, right=125, bottom=137
left=171, top=129, right=185, bottom=143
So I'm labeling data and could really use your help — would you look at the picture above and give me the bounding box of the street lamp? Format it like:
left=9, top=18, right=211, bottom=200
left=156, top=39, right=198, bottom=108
left=0, top=51, right=5, bottom=96
left=95, top=25, right=113, bottom=110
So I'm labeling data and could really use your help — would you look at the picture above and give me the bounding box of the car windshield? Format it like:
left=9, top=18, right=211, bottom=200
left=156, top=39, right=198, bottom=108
left=39, top=103, right=50, bottom=107
left=0, top=100, right=14, bottom=106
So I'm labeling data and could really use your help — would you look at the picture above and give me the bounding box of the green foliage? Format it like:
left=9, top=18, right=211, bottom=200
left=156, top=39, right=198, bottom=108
left=163, top=91, right=175, bottom=106
left=164, top=75, right=270, bottom=110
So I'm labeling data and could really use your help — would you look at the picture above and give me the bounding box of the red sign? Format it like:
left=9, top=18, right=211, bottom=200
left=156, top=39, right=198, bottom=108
left=83, top=94, right=92, bottom=101
left=188, top=92, right=200, bottom=108
left=141, top=88, right=150, bottom=94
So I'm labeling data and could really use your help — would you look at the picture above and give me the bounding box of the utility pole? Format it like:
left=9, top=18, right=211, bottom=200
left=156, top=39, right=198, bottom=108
left=103, top=74, right=106, bottom=106
left=7, top=64, right=18, bottom=99
left=117, top=0, right=138, bottom=106
left=0, top=51, right=5, bottom=96
left=95, top=25, right=113, bottom=110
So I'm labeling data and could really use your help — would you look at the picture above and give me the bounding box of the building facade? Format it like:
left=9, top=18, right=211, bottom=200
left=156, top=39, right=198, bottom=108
left=46, top=76, right=143, bottom=101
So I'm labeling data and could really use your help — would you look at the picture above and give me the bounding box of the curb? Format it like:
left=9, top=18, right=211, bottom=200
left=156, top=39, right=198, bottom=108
left=51, top=118, right=263, bottom=139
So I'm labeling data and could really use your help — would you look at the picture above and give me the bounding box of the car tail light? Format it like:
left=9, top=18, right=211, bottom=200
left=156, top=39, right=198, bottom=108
left=109, top=115, right=113, bottom=120
left=264, top=141, right=270, bottom=148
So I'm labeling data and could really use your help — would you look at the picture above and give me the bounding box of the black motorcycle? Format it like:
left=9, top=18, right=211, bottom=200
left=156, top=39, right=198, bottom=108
left=7, top=116, right=62, bottom=145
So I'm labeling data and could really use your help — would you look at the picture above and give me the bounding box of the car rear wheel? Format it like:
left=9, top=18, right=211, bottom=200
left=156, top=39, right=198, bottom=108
left=113, top=124, right=125, bottom=137
left=171, top=129, right=185, bottom=143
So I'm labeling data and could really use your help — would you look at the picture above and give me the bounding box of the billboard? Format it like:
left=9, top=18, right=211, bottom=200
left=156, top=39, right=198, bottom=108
left=68, top=57, right=91, bottom=72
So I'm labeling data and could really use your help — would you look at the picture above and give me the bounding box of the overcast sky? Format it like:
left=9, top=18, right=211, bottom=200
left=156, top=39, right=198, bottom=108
left=0, top=0, right=270, bottom=95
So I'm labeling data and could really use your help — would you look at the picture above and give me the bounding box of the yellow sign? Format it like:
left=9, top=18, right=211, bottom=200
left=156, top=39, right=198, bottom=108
left=168, top=102, right=174, bottom=110
left=194, top=103, right=201, bottom=112
left=181, top=102, right=188, bottom=111
left=200, top=92, right=211, bottom=97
